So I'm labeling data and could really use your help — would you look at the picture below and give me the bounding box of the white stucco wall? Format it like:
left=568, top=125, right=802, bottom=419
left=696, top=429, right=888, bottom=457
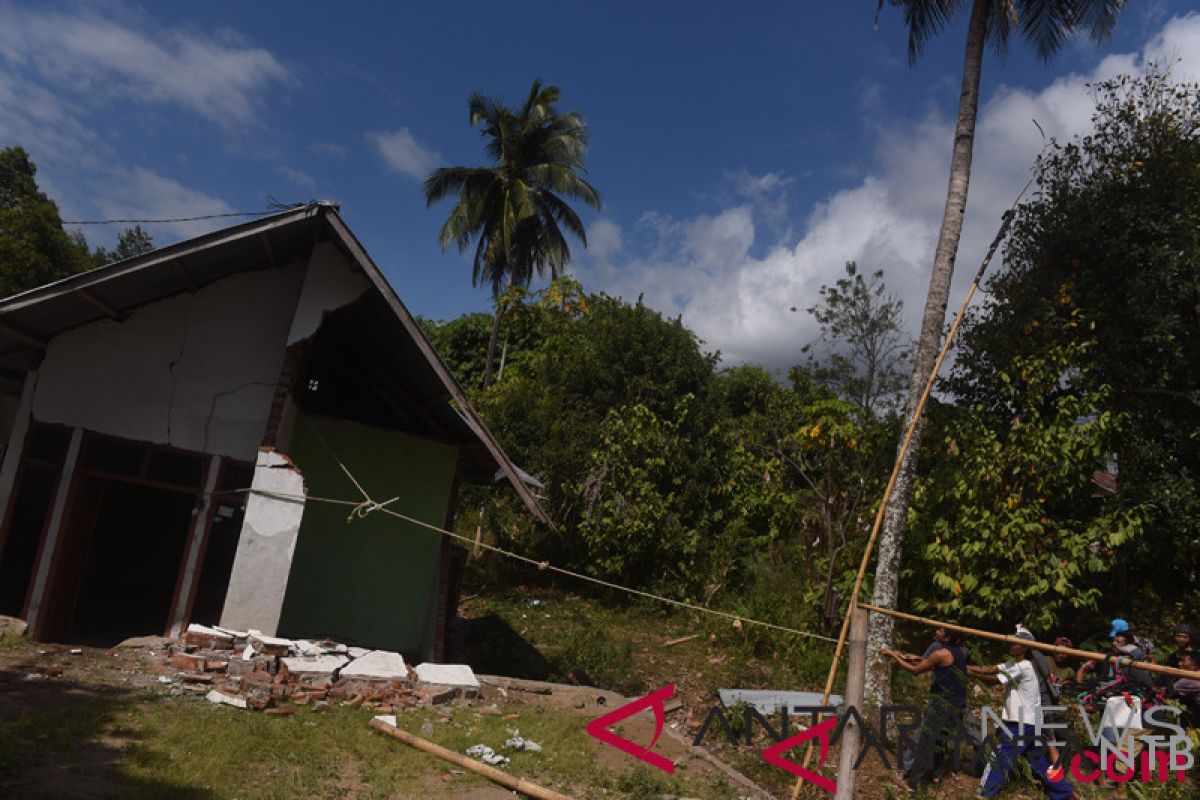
left=31, top=264, right=307, bottom=461
left=287, top=241, right=369, bottom=345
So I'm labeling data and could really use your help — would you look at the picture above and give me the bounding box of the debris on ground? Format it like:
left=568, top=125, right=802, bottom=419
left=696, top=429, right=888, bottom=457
left=504, top=735, right=542, bottom=752
left=464, top=744, right=511, bottom=766
left=155, top=623, right=480, bottom=712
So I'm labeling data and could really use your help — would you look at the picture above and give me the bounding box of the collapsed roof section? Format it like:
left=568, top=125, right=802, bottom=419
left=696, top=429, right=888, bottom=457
left=0, top=202, right=550, bottom=525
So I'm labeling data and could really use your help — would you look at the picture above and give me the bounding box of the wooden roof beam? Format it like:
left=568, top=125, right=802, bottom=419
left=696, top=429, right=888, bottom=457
left=78, top=289, right=124, bottom=321
left=0, top=319, right=46, bottom=350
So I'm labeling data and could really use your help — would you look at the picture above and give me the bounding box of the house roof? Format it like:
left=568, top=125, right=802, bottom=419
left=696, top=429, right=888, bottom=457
left=0, top=202, right=551, bottom=526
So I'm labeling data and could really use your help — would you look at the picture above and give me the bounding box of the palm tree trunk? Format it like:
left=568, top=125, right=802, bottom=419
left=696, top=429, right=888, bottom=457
left=482, top=305, right=502, bottom=389
left=496, top=326, right=511, bottom=382
left=864, top=0, right=990, bottom=709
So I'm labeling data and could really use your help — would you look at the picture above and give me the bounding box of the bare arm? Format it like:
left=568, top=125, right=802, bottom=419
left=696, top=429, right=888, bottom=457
left=968, top=664, right=1002, bottom=685
left=882, top=647, right=951, bottom=675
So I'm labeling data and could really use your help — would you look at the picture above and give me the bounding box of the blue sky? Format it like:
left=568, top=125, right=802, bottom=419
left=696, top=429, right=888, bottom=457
left=3, top=1, right=1199, bottom=368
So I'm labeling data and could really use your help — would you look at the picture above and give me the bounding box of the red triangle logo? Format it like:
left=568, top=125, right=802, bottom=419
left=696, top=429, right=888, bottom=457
left=760, top=715, right=838, bottom=793
left=585, top=684, right=676, bottom=774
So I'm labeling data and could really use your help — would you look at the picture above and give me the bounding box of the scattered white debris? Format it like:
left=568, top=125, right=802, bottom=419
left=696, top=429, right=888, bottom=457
left=342, top=650, right=407, bottom=680
left=505, top=736, right=542, bottom=752
left=206, top=690, right=248, bottom=709
left=69, top=648, right=82, bottom=655
left=414, top=663, right=479, bottom=689
left=465, top=744, right=510, bottom=766
left=157, top=676, right=173, bottom=685
left=242, top=643, right=256, bottom=661
left=373, top=714, right=398, bottom=727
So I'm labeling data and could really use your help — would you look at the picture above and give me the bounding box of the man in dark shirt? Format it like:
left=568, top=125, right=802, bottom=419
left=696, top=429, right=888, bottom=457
left=882, top=627, right=970, bottom=792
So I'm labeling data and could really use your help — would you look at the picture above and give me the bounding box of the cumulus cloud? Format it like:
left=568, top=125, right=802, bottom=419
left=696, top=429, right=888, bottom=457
left=370, top=128, right=440, bottom=180
left=577, top=12, right=1200, bottom=368
left=0, top=5, right=290, bottom=126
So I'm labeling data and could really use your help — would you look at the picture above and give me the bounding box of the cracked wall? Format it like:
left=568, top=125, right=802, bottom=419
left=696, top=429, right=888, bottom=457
left=31, top=264, right=307, bottom=460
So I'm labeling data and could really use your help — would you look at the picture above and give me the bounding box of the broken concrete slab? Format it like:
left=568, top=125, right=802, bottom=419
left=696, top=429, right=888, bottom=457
left=342, top=650, right=407, bottom=681
left=247, top=632, right=294, bottom=657
left=280, top=654, right=348, bottom=678
left=415, top=663, right=479, bottom=689
left=347, top=646, right=370, bottom=659
left=0, top=615, right=27, bottom=638
left=184, top=624, right=234, bottom=650
left=206, top=689, right=248, bottom=709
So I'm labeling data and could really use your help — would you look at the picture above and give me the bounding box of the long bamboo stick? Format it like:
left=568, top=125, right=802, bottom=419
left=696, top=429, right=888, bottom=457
left=369, top=717, right=573, bottom=800
left=859, top=602, right=1200, bottom=681
left=790, top=194, right=1028, bottom=800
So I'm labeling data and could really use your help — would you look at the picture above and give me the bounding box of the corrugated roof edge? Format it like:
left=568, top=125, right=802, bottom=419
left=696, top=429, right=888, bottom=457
left=0, top=203, right=328, bottom=311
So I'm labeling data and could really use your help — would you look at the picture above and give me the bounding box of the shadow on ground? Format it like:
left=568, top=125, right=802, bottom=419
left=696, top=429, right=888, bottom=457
left=458, top=613, right=557, bottom=680
left=0, top=666, right=212, bottom=799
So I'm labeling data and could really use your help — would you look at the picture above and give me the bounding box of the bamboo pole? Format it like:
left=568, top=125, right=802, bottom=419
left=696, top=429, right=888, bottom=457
left=859, top=603, right=1200, bottom=681
left=369, top=717, right=573, bottom=800
left=790, top=195, right=1027, bottom=799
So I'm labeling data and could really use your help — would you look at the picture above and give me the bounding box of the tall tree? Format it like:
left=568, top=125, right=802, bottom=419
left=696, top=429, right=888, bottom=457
left=866, top=0, right=1127, bottom=705
left=424, top=80, right=600, bottom=388
left=0, top=147, right=91, bottom=297
left=802, top=261, right=911, bottom=414
left=92, top=224, right=155, bottom=265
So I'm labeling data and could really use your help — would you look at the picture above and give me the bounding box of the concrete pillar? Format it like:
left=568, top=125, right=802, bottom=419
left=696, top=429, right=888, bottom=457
left=219, top=448, right=305, bottom=634
left=167, top=455, right=222, bottom=638
left=0, top=371, right=38, bottom=533
left=25, top=426, right=83, bottom=635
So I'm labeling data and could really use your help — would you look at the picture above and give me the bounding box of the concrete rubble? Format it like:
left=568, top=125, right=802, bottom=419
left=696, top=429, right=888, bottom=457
left=159, top=623, right=479, bottom=712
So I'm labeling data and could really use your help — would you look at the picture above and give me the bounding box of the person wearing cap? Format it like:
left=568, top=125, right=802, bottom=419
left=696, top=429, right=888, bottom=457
left=969, top=628, right=1076, bottom=800
left=1075, top=620, right=1152, bottom=689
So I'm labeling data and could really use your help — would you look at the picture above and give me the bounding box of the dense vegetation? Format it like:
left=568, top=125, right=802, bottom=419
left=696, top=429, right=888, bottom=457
left=425, top=72, right=1200, bottom=654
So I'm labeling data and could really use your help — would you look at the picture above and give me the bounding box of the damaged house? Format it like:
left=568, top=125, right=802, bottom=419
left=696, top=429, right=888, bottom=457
left=0, top=202, right=545, bottom=661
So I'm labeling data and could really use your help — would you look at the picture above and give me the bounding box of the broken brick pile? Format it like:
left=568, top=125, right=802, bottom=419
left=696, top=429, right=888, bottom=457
left=163, top=624, right=478, bottom=713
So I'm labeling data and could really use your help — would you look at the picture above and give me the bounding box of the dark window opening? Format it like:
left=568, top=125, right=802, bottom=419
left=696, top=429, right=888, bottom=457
left=82, top=437, right=144, bottom=477
left=63, top=480, right=196, bottom=646
left=145, top=450, right=204, bottom=488
left=0, top=425, right=71, bottom=617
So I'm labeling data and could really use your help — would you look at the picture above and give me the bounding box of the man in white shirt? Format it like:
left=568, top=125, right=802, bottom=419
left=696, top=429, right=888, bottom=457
left=968, top=629, right=1077, bottom=800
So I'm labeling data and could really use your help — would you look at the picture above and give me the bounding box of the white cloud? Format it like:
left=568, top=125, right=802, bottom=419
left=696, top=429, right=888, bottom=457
left=87, top=168, right=236, bottom=240
left=275, top=165, right=316, bottom=189
left=0, top=5, right=290, bottom=126
left=370, top=128, right=440, bottom=180
left=578, top=13, right=1200, bottom=368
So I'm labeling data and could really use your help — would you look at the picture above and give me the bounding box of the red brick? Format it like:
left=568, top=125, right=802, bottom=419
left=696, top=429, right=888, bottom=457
left=170, top=653, right=206, bottom=672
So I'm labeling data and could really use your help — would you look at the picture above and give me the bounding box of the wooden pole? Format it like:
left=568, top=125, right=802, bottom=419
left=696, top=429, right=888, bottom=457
left=859, top=603, right=1200, bottom=681
left=790, top=198, right=1026, bottom=800
left=834, top=606, right=869, bottom=800
left=369, top=717, right=574, bottom=800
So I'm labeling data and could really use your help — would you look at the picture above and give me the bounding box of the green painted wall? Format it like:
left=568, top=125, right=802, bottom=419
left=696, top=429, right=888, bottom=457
left=278, top=414, right=457, bottom=654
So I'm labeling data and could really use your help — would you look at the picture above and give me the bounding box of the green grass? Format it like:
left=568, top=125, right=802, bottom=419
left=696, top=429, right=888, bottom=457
left=0, top=677, right=730, bottom=799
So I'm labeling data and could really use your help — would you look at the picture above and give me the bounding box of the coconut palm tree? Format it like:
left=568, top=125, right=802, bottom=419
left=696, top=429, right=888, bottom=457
left=866, top=0, right=1127, bottom=706
left=424, top=80, right=600, bottom=388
